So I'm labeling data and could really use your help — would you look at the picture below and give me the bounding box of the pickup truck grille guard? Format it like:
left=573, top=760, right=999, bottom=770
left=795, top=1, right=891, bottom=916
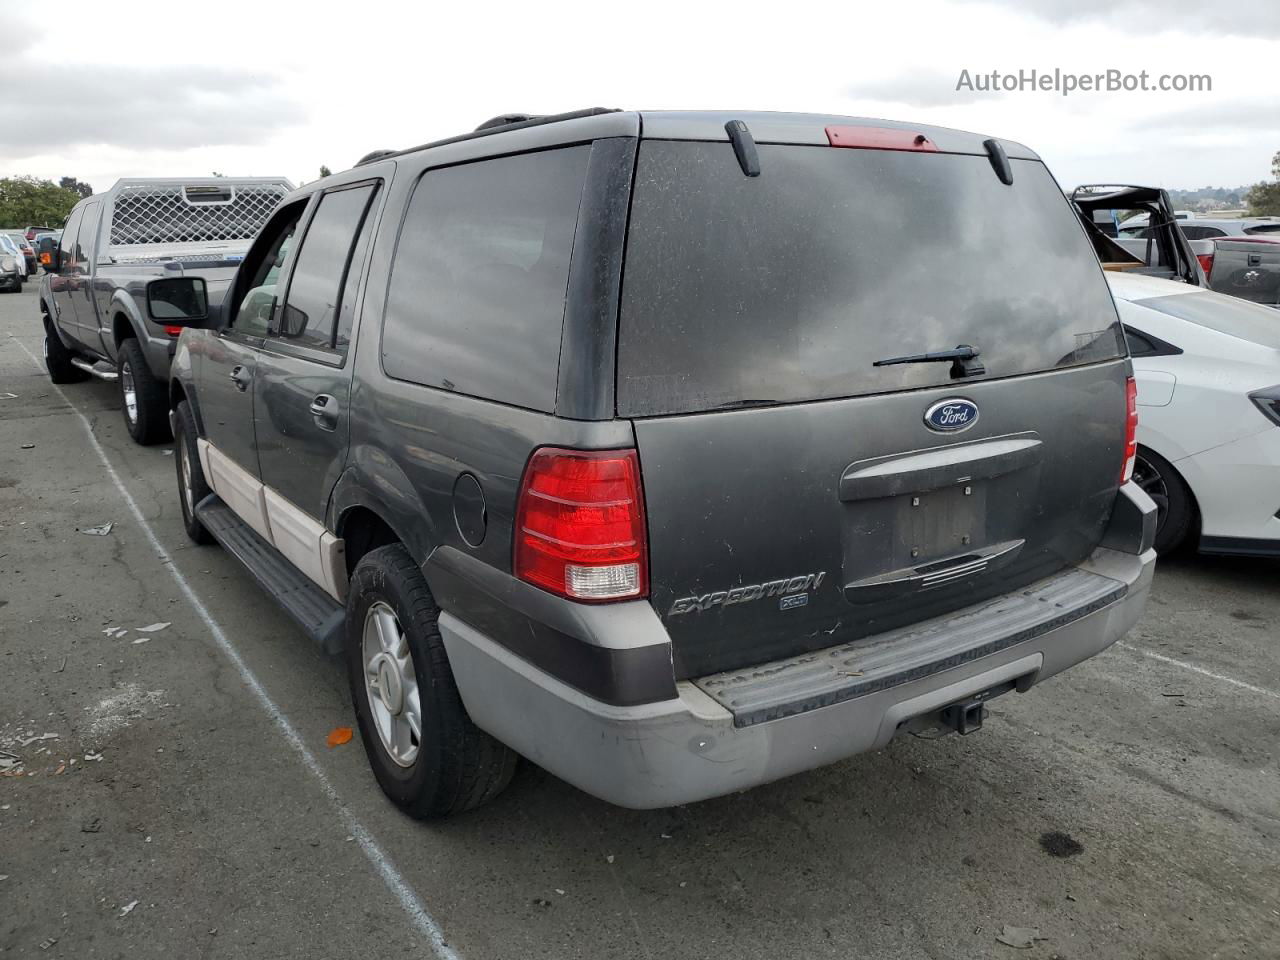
left=109, top=183, right=289, bottom=246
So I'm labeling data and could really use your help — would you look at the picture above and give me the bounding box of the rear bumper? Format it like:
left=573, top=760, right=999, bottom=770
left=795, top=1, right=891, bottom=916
left=441, top=544, right=1156, bottom=809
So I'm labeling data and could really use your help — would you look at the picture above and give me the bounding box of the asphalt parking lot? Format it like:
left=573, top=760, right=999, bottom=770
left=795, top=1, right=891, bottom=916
left=1, top=283, right=1278, bottom=959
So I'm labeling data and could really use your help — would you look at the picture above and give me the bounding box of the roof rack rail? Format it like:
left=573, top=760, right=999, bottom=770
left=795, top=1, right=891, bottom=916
left=475, top=113, right=539, bottom=131
left=366, top=107, right=621, bottom=166
left=355, top=149, right=397, bottom=167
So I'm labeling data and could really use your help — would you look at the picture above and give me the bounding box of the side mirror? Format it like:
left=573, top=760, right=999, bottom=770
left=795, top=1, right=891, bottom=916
left=147, top=277, right=209, bottom=325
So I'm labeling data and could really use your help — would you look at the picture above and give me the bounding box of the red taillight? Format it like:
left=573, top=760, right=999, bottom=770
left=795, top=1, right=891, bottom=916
left=1196, top=252, right=1214, bottom=277
left=825, top=125, right=939, bottom=152
left=1121, top=377, right=1138, bottom=484
left=163, top=325, right=184, bottom=337
left=514, top=447, right=648, bottom=602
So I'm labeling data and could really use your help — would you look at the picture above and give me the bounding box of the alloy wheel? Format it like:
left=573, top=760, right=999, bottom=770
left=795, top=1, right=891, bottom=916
left=361, top=601, right=422, bottom=767
left=121, top=361, right=137, bottom=426
left=1131, top=453, right=1169, bottom=536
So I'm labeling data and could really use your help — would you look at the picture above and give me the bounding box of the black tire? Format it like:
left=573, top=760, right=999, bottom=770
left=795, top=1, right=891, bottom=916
left=1132, top=445, right=1196, bottom=555
left=173, top=400, right=214, bottom=545
left=118, top=338, right=172, bottom=445
left=43, top=319, right=89, bottom=384
left=346, top=544, right=517, bottom=819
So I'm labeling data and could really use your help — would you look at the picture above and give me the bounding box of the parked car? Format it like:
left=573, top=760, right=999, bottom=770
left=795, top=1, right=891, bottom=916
left=166, top=108, right=1155, bottom=817
left=1110, top=271, right=1280, bottom=555
left=0, top=235, right=23, bottom=292
left=1118, top=217, right=1280, bottom=240
left=1072, top=185, right=1205, bottom=286
left=1073, top=186, right=1280, bottom=309
left=4, top=232, right=37, bottom=273
left=38, top=176, right=293, bottom=443
left=24, top=225, right=55, bottom=242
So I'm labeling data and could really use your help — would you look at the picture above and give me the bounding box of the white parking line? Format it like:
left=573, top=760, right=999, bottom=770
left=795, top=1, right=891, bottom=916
left=1117, top=641, right=1280, bottom=701
left=12, top=335, right=459, bottom=960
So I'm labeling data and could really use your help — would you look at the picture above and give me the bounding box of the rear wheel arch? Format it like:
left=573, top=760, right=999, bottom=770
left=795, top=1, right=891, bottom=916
left=112, top=311, right=135, bottom=347
left=339, top=506, right=405, bottom=575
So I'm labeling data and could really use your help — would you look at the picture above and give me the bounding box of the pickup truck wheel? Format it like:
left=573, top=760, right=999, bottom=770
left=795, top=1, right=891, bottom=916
left=43, top=322, right=89, bottom=384
left=173, top=401, right=214, bottom=545
left=346, top=544, right=517, bottom=819
left=118, top=338, right=172, bottom=445
left=1133, top=446, right=1195, bottom=554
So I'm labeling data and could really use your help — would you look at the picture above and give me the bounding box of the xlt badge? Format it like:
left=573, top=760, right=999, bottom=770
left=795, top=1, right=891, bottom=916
left=669, top=572, right=826, bottom=616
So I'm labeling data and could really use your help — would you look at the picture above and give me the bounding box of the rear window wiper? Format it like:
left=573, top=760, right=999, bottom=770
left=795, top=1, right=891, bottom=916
left=873, top=344, right=985, bottom=378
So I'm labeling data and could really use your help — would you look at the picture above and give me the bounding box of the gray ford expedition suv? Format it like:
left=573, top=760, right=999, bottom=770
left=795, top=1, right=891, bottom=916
left=164, top=108, right=1157, bottom=817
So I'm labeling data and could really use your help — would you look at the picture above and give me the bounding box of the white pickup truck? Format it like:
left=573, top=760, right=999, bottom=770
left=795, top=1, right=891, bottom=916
left=39, top=177, right=293, bottom=443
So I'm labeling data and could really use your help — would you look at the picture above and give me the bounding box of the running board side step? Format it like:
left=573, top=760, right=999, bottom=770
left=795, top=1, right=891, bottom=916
left=69, top=357, right=119, bottom=381
left=195, top=494, right=346, bottom=654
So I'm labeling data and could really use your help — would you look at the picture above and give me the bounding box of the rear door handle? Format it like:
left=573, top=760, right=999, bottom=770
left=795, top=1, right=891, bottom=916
left=229, top=365, right=251, bottom=391
left=309, top=393, right=338, bottom=432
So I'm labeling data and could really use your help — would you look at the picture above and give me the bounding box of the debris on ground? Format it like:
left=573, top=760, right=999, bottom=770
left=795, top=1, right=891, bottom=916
left=606, top=854, right=615, bottom=864
left=0, top=750, right=23, bottom=772
left=38, top=937, right=57, bottom=950
left=132, top=638, right=150, bottom=645
left=84, top=752, right=104, bottom=762
left=326, top=726, right=353, bottom=748
left=119, top=900, right=138, bottom=917
left=20, top=443, right=34, bottom=450
left=135, top=622, right=171, bottom=633
left=102, top=627, right=129, bottom=638
left=18, top=733, right=59, bottom=748
left=78, top=523, right=114, bottom=536
left=1039, top=831, right=1085, bottom=858
left=996, top=925, right=1043, bottom=949
left=532, top=898, right=551, bottom=908
left=82, top=817, right=102, bottom=833
left=0, top=392, right=17, bottom=400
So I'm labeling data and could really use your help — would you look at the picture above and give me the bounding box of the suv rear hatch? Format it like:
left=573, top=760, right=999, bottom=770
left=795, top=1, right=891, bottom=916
left=619, top=129, right=1129, bottom=678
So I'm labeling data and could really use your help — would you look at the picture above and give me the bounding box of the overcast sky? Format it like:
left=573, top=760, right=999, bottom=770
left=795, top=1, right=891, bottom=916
left=1, top=0, right=1276, bottom=194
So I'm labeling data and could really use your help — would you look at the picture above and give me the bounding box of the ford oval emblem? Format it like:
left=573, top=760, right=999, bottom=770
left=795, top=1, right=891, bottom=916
left=924, top=398, right=979, bottom=433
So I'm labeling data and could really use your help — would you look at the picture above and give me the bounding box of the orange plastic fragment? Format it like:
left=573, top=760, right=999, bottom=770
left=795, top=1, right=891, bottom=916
left=326, top=726, right=353, bottom=748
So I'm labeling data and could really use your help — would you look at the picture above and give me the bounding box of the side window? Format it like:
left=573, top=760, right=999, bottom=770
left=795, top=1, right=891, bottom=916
left=273, top=182, right=377, bottom=355
left=1181, top=226, right=1224, bottom=240
left=382, top=146, right=590, bottom=411
left=59, top=208, right=85, bottom=271
left=76, top=203, right=100, bottom=263
left=1123, top=326, right=1155, bottom=357
left=232, top=202, right=307, bottom=338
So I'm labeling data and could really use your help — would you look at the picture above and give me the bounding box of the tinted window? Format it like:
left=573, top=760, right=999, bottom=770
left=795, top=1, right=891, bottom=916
left=618, top=142, right=1124, bottom=416
left=1181, top=226, right=1225, bottom=239
left=275, top=183, right=376, bottom=354
left=1244, top=224, right=1280, bottom=235
left=233, top=203, right=306, bottom=338
left=1123, top=326, right=1156, bottom=356
left=59, top=207, right=85, bottom=271
left=382, top=146, right=589, bottom=411
left=335, top=191, right=379, bottom=355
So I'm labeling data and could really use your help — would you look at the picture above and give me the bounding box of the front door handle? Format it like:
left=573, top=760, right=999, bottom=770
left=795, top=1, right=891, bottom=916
left=229, top=366, right=251, bottom=391
left=309, top=393, right=338, bottom=432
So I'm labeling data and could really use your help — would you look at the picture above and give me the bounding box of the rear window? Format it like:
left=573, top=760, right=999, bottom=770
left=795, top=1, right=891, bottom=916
left=618, top=142, right=1124, bottom=416
left=1134, top=292, right=1280, bottom=349
left=1244, top=224, right=1280, bottom=235
left=381, top=147, right=589, bottom=412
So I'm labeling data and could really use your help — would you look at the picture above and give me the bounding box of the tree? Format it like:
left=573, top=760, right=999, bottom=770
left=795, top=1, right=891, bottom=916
left=319, top=165, right=332, bottom=178
left=58, top=176, right=94, bottom=199
left=0, top=176, right=82, bottom=228
left=1245, top=150, right=1280, bottom=217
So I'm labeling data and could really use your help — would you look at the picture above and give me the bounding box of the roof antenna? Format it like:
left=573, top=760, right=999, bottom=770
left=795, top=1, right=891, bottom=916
left=983, top=138, right=1014, bottom=185
left=725, top=120, right=761, bottom=177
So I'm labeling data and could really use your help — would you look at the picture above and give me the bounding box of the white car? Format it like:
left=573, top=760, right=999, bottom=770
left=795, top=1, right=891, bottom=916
left=1108, top=272, right=1280, bottom=556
